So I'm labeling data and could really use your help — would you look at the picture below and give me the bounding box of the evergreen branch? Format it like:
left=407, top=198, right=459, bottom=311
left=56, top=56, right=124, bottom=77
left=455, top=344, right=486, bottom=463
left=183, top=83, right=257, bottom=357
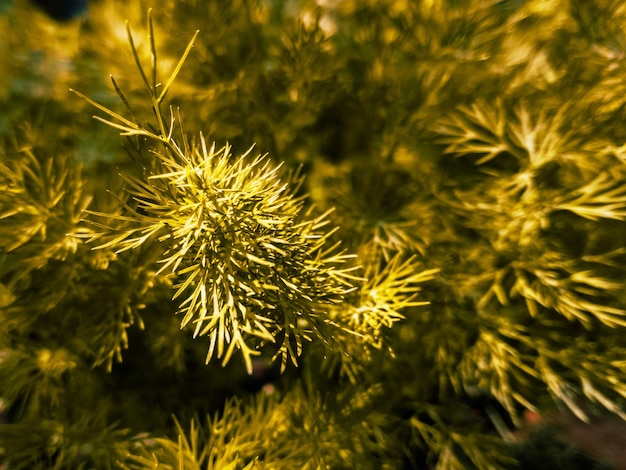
left=126, top=382, right=394, bottom=469
left=75, top=19, right=360, bottom=373
left=511, top=260, right=626, bottom=328
left=436, top=100, right=575, bottom=170
left=508, top=105, right=572, bottom=167
left=556, top=171, right=626, bottom=221
left=326, top=254, right=436, bottom=380
left=435, top=99, right=514, bottom=164
left=0, top=144, right=89, bottom=273
left=410, top=404, right=515, bottom=470
left=460, top=328, right=539, bottom=422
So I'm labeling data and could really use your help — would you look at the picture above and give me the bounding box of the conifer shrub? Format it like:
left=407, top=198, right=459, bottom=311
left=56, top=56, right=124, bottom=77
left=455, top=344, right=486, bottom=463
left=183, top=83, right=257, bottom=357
left=2, top=0, right=626, bottom=468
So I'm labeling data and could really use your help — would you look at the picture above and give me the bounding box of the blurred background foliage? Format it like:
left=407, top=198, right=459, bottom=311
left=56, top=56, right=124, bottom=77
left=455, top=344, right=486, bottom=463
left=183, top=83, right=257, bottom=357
left=2, top=0, right=626, bottom=468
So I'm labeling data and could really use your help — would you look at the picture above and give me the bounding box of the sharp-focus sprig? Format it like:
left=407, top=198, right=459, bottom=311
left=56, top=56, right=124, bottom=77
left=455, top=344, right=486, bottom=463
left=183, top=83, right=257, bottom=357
left=72, top=13, right=360, bottom=373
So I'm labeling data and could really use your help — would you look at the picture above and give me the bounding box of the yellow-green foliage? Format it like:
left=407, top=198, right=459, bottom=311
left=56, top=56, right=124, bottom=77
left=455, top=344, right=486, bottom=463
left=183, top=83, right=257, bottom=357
left=2, top=0, right=626, bottom=469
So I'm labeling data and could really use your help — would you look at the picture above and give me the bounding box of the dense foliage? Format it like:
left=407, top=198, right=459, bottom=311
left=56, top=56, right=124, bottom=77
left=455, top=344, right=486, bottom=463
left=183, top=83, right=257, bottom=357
left=2, top=0, right=626, bottom=468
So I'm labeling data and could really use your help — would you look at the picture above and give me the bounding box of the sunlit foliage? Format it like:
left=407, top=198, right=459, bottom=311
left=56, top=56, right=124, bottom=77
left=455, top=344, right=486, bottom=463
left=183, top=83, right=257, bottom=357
left=2, top=0, right=626, bottom=468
